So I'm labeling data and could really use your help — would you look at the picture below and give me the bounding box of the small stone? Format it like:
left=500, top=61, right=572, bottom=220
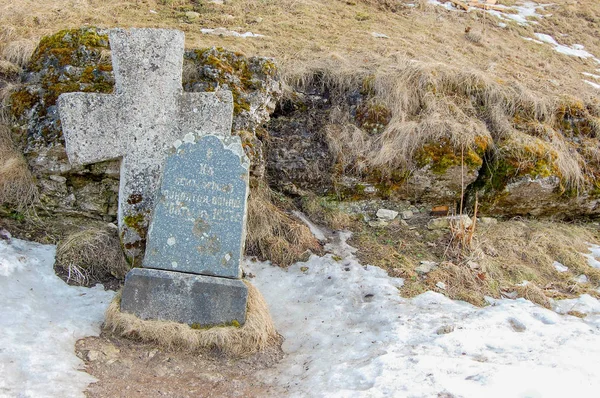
left=508, top=317, right=526, bottom=332
left=436, top=281, right=446, bottom=290
left=148, top=349, right=159, bottom=359
left=364, top=185, right=376, bottom=194
left=185, top=11, right=200, bottom=20
left=101, top=344, right=120, bottom=359
left=376, top=208, right=398, bottom=221
left=427, top=218, right=449, bottom=230
left=501, top=290, right=518, bottom=299
left=576, top=274, right=589, bottom=284
left=436, top=325, right=455, bottom=335
left=86, top=350, right=102, bottom=361
left=479, top=217, right=498, bottom=226
left=49, top=175, right=67, bottom=183
left=400, top=220, right=409, bottom=227
left=416, top=261, right=438, bottom=274
left=400, top=210, right=413, bottom=220
left=369, top=219, right=389, bottom=228
left=467, top=261, right=480, bottom=270
left=0, top=228, right=11, bottom=242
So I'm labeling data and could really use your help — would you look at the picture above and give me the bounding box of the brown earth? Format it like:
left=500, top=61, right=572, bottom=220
left=76, top=334, right=285, bottom=398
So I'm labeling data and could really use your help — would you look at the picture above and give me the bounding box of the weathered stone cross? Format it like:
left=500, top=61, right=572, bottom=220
left=58, top=29, right=233, bottom=263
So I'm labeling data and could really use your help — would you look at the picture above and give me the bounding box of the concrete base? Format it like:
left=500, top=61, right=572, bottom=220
left=120, top=268, right=248, bottom=326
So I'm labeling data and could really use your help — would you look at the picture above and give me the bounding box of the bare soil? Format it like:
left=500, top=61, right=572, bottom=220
left=76, top=333, right=285, bottom=398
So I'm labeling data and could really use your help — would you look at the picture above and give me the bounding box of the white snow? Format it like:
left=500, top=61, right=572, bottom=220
left=247, top=230, right=600, bottom=397
left=582, top=72, right=600, bottom=80
left=292, top=211, right=328, bottom=242
left=0, top=239, right=114, bottom=398
left=5, top=226, right=600, bottom=397
left=553, top=261, right=569, bottom=272
left=533, top=33, right=597, bottom=59
left=585, top=244, right=600, bottom=268
left=200, top=28, right=264, bottom=38
left=584, top=80, right=600, bottom=90
left=429, top=1, right=550, bottom=26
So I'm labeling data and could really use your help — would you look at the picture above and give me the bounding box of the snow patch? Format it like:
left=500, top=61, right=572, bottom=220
left=249, top=235, right=600, bottom=397
left=429, top=1, right=550, bottom=26
left=292, top=211, right=328, bottom=242
left=0, top=239, right=115, bottom=397
left=534, top=33, right=598, bottom=59
left=200, top=28, right=264, bottom=38
left=553, top=261, right=568, bottom=273
left=585, top=244, right=600, bottom=268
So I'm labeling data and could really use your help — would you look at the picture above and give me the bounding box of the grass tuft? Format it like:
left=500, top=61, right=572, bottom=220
left=0, top=123, right=37, bottom=208
left=246, top=183, right=322, bottom=266
left=55, top=227, right=130, bottom=286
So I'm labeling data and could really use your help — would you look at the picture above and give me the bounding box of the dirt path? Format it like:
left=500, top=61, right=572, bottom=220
left=76, top=334, right=286, bottom=397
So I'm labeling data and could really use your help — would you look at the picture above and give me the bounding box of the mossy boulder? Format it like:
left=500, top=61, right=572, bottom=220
left=470, top=99, right=600, bottom=218
left=9, top=28, right=282, bottom=224
left=183, top=47, right=282, bottom=179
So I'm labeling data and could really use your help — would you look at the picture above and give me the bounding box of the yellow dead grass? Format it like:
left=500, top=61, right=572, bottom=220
left=1, top=0, right=599, bottom=100
left=104, top=281, right=280, bottom=357
left=55, top=227, right=130, bottom=286
left=0, top=123, right=37, bottom=208
left=246, top=183, right=321, bottom=266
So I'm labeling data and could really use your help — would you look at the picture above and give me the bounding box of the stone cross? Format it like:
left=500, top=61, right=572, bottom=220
left=57, top=28, right=233, bottom=264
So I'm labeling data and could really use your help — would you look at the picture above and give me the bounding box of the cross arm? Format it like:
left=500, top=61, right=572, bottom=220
left=177, top=91, right=234, bottom=137
left=58, top=93, right=126, bottom=166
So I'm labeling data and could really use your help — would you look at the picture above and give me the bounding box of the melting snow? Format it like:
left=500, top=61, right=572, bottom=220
left=585, top=244, right=600, bottom=268
left=200, top=28, right=264, bottom=38
left=534, top=33, right=597, bottom=59
left=247, top=230, right=600, bottom=397
left=553, top=261, right=568, bottom=272
left=0, top=239, right=114, bottom=397
left=4, top=229, right=600, bottom=397
left=429, top=1, right=550, bottom=25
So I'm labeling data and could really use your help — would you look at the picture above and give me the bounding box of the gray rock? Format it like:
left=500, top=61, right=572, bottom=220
left=400, top=210, right=413, bottom=220
left=508, top=317, right=526, bottom=332
left=144, top=135, right=249, bottom=278
left=427, top=215, right=472, bottom=230
left=368, top=219, right=389, bottom=228
left=58, top=28, right=234, bottom=263
left=436, top=325, right=455, bottom=335
left=416, top=261, right=438, bottom=274
left=376, top=208, right=398, bottom=221
left=479, top=217, right=498, bottom=226
left=185, top=11, right=200, bottom=20
left=121, top=268, right=248, bottom=326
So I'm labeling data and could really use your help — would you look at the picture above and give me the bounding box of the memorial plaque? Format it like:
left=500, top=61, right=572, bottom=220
left=143, top=134, right=249, bottom=278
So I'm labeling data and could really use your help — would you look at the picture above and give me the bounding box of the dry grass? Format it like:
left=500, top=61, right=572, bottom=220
left=1, top=0, right=599, bottom=100
left=0, top=123, right=37, bottom=208
left=301, top=193, right=354, bottom=230
left=55, top=227, right=130, bottom=286
left=104, top=282, right=280, bottom=357
left=245, top=183, right=321, bottom=266
left=281, top=56, right=597, bottom=189
left=352, top=215, right=600, bottom=307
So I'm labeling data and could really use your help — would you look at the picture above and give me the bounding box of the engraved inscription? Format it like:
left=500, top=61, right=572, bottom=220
left=143, top=135, right=248, bottom=278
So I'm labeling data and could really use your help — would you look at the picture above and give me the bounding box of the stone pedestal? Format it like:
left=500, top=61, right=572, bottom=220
left=120, top=268, right=248, bottom=326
